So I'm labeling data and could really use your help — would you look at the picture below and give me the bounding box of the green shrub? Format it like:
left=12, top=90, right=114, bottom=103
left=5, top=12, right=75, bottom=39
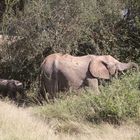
left=32, top=72, right=140, bottom=125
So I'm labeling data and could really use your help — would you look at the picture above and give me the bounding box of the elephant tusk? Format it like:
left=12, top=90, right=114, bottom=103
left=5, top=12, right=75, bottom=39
left=16, top=83, right=22, bottom=86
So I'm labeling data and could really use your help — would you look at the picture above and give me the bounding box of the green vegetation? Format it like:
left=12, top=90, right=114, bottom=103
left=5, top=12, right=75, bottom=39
left=0, top=0, right=140, bottom=86
left=32, top=73, right=140, bottom=127
left=0, top=73, right=140, bottom=139
left=1, top=101, right=140, bottom=140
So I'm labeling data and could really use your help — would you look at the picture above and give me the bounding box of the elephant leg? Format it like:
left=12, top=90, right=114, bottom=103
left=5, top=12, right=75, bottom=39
left=47, top=79, right=58, bottom=101
left=8, top=90, right=17, bottom=101
left=87, top=78, right=100, bottom=94
left=7, top=82, right=17, bottom=101
left=0, top=91, right=7, bottom=98
left=18, top=88, right=25, bottom=99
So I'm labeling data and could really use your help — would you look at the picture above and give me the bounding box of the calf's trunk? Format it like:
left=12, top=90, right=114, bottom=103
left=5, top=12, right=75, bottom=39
left=118, top=62, right=139, bottom=72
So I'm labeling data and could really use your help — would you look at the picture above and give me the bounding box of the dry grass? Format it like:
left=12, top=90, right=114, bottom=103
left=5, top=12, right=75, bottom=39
left=0, top=101, right=140, bottom=140
left=0, top=101, right=54, bottom=140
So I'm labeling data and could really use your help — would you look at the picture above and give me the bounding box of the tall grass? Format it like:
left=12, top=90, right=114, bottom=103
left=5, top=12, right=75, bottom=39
left=0, top=101, right=140, bottom=140
left=32, top=72, right=140, bottom=126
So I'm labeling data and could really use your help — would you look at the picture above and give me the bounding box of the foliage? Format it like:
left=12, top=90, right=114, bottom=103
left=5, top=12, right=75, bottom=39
left=1, top=101, right=140, bottom=139
left=0, top=0, right=140, bottom=87
left=32, top=73, right=140, bottom=125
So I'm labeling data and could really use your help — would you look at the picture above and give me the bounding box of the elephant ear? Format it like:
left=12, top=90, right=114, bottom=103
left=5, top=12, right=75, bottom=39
left=89, top=59, right=111, bottom=79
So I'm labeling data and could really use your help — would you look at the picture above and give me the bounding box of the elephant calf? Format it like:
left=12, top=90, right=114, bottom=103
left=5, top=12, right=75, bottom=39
left=0, top=79, right=24, bottom=101
left=39, top=53, right=139, bottom=102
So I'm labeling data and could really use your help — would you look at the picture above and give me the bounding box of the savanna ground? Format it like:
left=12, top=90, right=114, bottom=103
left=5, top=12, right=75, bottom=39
left=0, top=72, right=140, bottom=140
left=0, top=101, right=140, bottom=140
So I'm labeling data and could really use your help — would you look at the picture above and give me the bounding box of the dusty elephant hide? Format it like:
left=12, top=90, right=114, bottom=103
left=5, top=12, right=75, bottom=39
left=39, top=53, right=139, bottom=102
left=0, top=79, right=24, bottom=101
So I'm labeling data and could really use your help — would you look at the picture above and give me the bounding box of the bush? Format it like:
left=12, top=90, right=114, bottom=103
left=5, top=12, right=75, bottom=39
left=0, top=0, right=139, bottom=88
left=32, top=73, right=140, bottom=125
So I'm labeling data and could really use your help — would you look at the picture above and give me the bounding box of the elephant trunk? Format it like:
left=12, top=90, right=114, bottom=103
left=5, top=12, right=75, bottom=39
left=129, top=62, right=139, bottom=72
left=118, top=62, right=139, bottom=72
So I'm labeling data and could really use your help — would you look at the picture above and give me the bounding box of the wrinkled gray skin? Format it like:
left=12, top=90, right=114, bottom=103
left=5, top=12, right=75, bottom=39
left=39, top=53, right=139, bottom=102
left=0, top=79, right=24, bottom=101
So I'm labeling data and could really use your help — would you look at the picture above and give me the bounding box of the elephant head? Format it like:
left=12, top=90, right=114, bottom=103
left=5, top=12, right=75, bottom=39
left=0, top=79, right=25, bottom=101
left=89, top=56, right=139, bottom=79
left=12, top=80, right=24, bottom=92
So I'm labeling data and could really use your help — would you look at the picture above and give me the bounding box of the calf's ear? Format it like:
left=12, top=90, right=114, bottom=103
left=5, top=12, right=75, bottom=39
left=89, top=59, right=110, bottom=79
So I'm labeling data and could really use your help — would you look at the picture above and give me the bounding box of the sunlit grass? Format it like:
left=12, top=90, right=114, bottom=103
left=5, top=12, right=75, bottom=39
left=0, top=101, right=140, bottom=140
left=33, top=73, right=140, bottom=125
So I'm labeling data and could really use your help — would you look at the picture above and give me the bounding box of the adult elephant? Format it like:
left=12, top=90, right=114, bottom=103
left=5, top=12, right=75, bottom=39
left=39, top=53, right=139, bottom=101
left=0, top=79, right=24, bottom=101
